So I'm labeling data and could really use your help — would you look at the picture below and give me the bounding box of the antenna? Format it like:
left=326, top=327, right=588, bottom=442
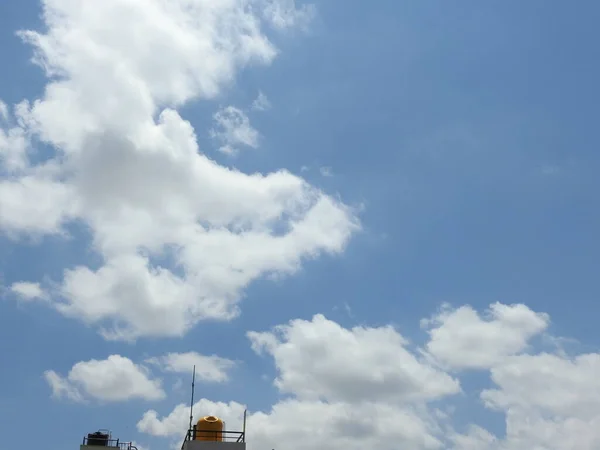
left=188, top=365, right=196, bottom=435
left=243, top=409, right=247, bottom=442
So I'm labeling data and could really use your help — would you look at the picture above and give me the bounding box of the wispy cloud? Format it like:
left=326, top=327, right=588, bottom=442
left=146, top=351, right=236, bottom=383
left=10, top=281, right=48, bottom=301
left=210, top=106, right=260, bottom=155
left=319, top=166, right=333, bottom=177
left=252, top=91, right=271, bottom=111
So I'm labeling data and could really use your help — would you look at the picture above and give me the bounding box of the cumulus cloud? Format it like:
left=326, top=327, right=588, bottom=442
left=482, top=353, right=600, bottom=417
left=136, top=302, right=600, bottom=450
left=248, top=314, right=460, bottom=403
left=146, top=351, right=236, bottom=383
left=44, top=370, right=84, bottom=402
left=140, top=313, right=464, bottom=450
left=138, top=398, right=247, bottom=438
left=450, top=425, right=499, bottom=449
left=44, top=355, right=165, bottom=402
left=422, top=302, right=550, bottom=370
left=140, top=398, right=444, bottom=450
left=452, top=351, right=600, bottom=449
left=210, top=106, right=260, bottom=155
left=0, top=0, right=359, bottom=341
left=0, top=167, right=78, bottom=235
left=10, top=281, right=48, bottom=301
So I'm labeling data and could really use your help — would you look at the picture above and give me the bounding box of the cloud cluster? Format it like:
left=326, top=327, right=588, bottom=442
left=248, top=314, right=460, bottom=403
left=0, top=0, right=359, bottom=341
left=134, top=303, right=600, bottom=450
left=45, top=351, right=236, bottom=403
left=6, top=2, right=596, bottom=450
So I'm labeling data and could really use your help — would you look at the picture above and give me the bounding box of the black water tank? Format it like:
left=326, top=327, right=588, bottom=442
left=87, top=432, right=109, bottom=446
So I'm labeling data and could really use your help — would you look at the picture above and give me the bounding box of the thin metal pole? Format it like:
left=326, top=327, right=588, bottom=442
left=243, top=409, right=247, bottom=442
left=188, top=365, right=196, bottom=437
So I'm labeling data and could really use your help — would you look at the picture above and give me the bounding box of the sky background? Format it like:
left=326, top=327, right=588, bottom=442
left=1, top=1, right=599, bottom=449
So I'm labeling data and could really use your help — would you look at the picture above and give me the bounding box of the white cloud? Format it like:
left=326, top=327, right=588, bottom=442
left=261, top=0, right=316, bottom=30
left=137, top=303, right=600, bottom=450
left=139, top=398, right=444, bottom=450
left=146, top=351, right=236, bottom=383
left=248, top=400, right=445, bottom=450
left=450, top=425, right=499, bottom=450
left=422, top=302, right=549, bottom=370
left=248, top=314, right=460, bottom=403
left=138, top=398, right=246, bottom=438
left=44, top=355, right=165, bottom=402
left=140, top=314, right=466, bottom=450
left=210, top=106, right=260, bottom=155
left=10, top=281, right=48, bottom=301
left=0, top=112, right=29, bottom=172
left=0, top=100, right=8, bottom=121
left=319, top=166, right=333, bottom=177
left=44, top=369, right=84, bottom=402
left=251, top=91, right=271, bottom=111
left=0, top=166, right=79, bottom=235
left=155, top=404, right=437, bottom=449
left=452, top=352, right=600, bottom=449
left=482, top=353, right=600, bottom=417
left=1, top=0, right=359, bottom=341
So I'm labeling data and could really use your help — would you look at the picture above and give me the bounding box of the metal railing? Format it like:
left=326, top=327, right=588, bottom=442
left=181, top=427, right=245, bottom=449
left=82, top=435, right=138, bottom=450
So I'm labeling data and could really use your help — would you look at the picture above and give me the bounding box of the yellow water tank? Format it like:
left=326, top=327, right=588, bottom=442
left=195, top=416, right=224, bottom=441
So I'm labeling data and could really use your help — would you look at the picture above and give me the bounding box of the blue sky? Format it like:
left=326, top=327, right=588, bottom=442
left=1, top=1, right=600, bottom=449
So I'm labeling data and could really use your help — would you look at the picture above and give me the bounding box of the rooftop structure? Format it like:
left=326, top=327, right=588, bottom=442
left=80, top=430, right=137, bottom=450
left=180, top=414, right=246, bottom=450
